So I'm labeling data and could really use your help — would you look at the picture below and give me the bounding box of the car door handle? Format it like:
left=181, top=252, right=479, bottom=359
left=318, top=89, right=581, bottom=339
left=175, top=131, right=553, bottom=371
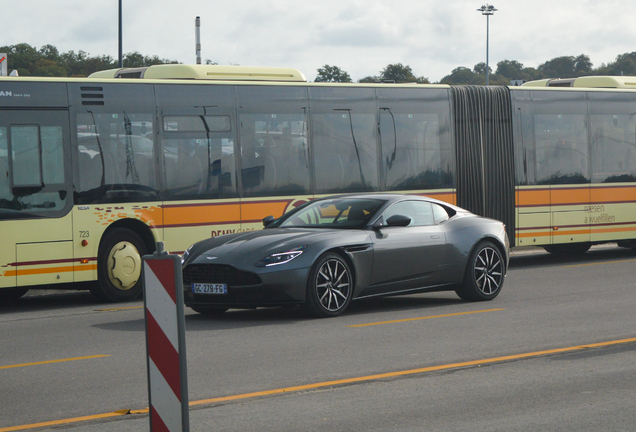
left=431, top=235, right=441, bottom=239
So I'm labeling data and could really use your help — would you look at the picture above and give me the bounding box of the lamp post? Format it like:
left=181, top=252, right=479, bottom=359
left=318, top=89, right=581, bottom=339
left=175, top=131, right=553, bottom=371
left=118, top=0, right=123, bottom=68
left=477, top=4, right=497, bottom=85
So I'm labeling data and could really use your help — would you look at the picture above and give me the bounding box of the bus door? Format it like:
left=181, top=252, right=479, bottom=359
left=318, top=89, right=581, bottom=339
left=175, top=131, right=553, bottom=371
left=0, top=109, right=74, bottom=287
left=532, top=91, right=591, bottom=246
left=512, top=89, right=591, bottom=248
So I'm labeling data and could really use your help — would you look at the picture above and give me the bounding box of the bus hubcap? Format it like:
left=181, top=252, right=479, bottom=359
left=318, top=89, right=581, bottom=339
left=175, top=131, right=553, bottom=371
left=107, top=241, right=141, bottom=291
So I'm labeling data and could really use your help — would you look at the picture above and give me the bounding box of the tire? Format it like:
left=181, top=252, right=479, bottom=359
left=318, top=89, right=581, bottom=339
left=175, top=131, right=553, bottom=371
left=455, top=241, right=505, bottom=302
left=305, top=252, right=353, bottom=318
left=543, top=243, right=591, bottom=255
left=0, top=287, right=29, bottom=303
left=91, top=227, right=147, bottom=302
left=190, top=306, right=229, bottom=315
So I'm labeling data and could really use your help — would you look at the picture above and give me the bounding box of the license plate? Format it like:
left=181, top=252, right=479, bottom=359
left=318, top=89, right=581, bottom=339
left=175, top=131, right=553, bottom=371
left=192, top=283, right=227, bottom=294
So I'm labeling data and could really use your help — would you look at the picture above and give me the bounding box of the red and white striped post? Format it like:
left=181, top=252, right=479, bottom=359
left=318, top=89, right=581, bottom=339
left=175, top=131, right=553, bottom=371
left=142, top=242, right=189, bottom=431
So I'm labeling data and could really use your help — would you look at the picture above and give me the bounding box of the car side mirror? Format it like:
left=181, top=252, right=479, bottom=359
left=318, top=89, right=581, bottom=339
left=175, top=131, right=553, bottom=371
left=385, top=214, right=412, bottom=227
left=262, top=215, right=276, bottom=228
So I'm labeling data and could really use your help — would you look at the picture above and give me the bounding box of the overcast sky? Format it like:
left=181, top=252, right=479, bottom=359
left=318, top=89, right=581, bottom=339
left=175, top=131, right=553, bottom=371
left=3, top=0, right=635, bottom=82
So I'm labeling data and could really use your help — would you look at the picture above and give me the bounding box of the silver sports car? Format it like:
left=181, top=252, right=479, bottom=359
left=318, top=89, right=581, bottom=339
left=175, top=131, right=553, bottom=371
left=182, top=194, right=509, bottom=317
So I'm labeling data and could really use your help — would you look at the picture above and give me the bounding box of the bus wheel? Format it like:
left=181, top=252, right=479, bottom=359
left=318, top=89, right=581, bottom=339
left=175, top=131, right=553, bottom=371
left=91, top=228, right=147, bottom=302
left=543, top=243, right=591, bottom=255
left=0, top=287, right=29, bottom=303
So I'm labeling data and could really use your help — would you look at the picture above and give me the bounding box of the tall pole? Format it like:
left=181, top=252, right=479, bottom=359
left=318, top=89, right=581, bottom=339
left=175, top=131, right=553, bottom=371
left=195, top=16, right=201, bottom=65
left=118, top=0, right=123, bottom=68
left=477, top=4, right=497, bottom=85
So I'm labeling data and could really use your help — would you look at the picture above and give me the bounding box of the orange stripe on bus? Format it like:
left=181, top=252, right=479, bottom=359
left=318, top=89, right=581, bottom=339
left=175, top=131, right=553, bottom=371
left=163, top=203, right=241, bottom=226
left=516, top=231, right=551, bottom=238
left=517, top=185, right=636, bottom=207
left=591, top=226, right=636, bottom=235
left=3, top=265, right=97, bottom=277
left=241, top=201, right=290, bottom=221
left=516, top=226, right=636, bottom=239
left=517, top=189, right=550, bottom=207
left=550, top=188, right=590, bottom=206
left=590, top=187, right=636, bottom=203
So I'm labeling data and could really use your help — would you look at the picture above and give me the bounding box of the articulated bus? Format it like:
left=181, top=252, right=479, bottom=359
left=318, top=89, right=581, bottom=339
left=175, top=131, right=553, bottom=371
left=1, top=65, right=635, bottom=302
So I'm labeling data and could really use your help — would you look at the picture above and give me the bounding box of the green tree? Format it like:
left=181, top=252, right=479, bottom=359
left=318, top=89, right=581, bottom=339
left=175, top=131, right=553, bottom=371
left=495, top=60, right=524, bottom=79
left=31, top=59, right=67, bottom=77
left=594, top=52, right=636, bottom=76
left=357, top=75, right=379, bottom=83
left=440, top=67, right=480, bottom=85
left=473, top=62, right=492, bottom=76
left=538, top=55, right=592, bottom=79
left=574, top=54, right=592, bottom=75
left=315, top=64, right=352, bottom=83
left=379, top=63, right=429, bottom=83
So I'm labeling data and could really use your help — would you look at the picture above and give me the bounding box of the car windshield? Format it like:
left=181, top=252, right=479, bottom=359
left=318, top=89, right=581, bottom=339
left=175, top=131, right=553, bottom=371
left=278, top=198, right=387, bottom=229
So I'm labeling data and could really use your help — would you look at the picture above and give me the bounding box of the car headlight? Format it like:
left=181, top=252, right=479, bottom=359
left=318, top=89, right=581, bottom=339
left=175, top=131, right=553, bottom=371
left=181, top=245, right=193, bottom=265
left=256, top=245, right=309, bottom=267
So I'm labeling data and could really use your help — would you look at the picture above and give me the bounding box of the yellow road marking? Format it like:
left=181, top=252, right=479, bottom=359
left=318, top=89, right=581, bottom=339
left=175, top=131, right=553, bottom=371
left=564, top=258, right=636, bottom=268
left=0, top=355, right=110, bottom=370
left=348, top=308, right=505, bottom=327
left=190, top=336, right=636, bottom=406
left=3, top=336, right=636, bottom=431
left=94, top=306, right=144, bottom=312
left=0, top=412, right=126, bottom=432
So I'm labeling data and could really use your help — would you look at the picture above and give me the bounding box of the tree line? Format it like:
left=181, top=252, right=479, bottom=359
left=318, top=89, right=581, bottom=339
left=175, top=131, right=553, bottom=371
left=0, top=43, right=178, bottom=77
left=317, top=52, right=636, bottom=85
left=3, top=43, right=636, bottom=85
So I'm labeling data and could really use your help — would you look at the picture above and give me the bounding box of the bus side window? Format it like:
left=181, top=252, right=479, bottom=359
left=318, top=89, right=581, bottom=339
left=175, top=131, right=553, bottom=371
left=0, top=127, right=9, bottom=200
left=10, top=125, right=42, bottom=188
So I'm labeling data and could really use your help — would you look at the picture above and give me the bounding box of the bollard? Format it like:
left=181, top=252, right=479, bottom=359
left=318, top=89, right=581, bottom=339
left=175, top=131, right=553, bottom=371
left=142, top=241, right=189, bottom=431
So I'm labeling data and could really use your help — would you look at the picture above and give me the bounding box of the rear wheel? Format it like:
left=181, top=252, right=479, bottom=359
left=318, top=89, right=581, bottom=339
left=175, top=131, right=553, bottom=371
left=456, top=241, right=505, bottom=301
left=305, top=253, right=353, bottom=318
left=91, top=227, right=147, bottom=302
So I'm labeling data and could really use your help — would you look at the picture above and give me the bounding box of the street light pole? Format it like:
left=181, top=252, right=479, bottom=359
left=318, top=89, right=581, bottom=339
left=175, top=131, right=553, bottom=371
left=118, top=0, right=123, bottom=68
left=477, top=4, right=497, bottom=85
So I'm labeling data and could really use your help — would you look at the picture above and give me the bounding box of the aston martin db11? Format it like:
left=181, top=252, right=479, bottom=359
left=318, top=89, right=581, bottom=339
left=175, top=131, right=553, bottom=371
left=182, top=194, right=509, bottom=317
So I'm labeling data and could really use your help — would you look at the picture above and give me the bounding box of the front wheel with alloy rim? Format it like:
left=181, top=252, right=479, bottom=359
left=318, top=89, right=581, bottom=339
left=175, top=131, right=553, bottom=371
left=305, top=252, right=353, bottom=318
left=455, top=241, right=505, bottom=301
left=91, top=227, right=148, bottom=302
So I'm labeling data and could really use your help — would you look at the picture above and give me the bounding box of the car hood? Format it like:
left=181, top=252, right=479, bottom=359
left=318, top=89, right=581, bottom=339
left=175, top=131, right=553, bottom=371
left=185, top=228, right=364, bottom=267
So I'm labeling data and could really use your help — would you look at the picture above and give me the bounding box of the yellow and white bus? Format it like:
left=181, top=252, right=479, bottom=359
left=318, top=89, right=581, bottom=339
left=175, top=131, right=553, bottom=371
left=1, top=65, right=635, bottom=302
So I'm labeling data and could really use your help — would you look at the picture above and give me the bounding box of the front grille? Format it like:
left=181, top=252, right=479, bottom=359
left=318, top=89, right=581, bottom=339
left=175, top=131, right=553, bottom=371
left=183, top=264, right=261, bottom=287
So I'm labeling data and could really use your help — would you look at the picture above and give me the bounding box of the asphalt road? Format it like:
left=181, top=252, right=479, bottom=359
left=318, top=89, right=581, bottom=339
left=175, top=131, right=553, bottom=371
left=1, top=245, right=635, bottom=431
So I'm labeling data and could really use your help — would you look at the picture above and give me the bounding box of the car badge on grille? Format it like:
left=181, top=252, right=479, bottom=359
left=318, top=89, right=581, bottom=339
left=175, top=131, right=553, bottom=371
left=206, top=256, right=218, bottom=260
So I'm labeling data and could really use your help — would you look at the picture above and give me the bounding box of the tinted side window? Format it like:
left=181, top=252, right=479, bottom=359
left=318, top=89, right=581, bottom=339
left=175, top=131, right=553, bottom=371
left=71, top=84, right=158, bottom=204
left=156, top=84, right=238, bottom=200
left=531, top=92, right=589, bottom=184
left=236, top=86, right=310, bottom=197
left=382, top=200, right=434, bottom=226
left=0, top=111, right=71, bottom=218
left=432, top=203, right=449, bottom=223
left=309, top=87, right=379, bottom=193
left=377, top=88, right=453, bottom=190
left=76, top=112, right=156, bottom=201
left=588, top=92, right=636, bottom=183
left=162, top=116, right=236, bottom=199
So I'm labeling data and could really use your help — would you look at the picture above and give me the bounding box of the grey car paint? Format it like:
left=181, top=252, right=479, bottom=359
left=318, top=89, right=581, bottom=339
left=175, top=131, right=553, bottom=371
left=182, top=194, right=509, bottom=315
